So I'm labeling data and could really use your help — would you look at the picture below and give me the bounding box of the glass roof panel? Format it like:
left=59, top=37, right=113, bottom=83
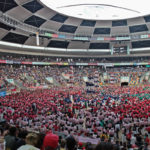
left=40, top=0, right=150, bottom=20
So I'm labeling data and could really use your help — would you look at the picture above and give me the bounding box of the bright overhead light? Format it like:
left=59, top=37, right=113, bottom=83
left=40, top=0, right=150, bottom=20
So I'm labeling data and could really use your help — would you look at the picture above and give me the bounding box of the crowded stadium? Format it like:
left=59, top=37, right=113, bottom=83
left=0, top=0, right=150, bottom=150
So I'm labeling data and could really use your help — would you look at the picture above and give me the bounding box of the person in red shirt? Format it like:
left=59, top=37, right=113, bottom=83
left=145, top=133, right=150, bottom=145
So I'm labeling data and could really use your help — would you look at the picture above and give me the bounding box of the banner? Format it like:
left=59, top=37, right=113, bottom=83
left=97, top=37, right=104, bottom=41
left=74, top=36, right=89, bottom=41
left=46, top=77, right=53, bottom=83
left=63, top=63, right=69, bottom=66
left=62, top=73, right=70, bottom=80
left=0, top=91, right=6, bottom=97
left=6, top=79, right=14, bottom=84
left=76, top=63, right=88, bottom=66
left=121, top=76, right=130, bottom=83
left=83, top=77, right=88, bottom=82
left=141, top=34, right=149, bottom=39
left=75, top=136, right=99, bottom=145
left=88, top=63, right=98, bottom=66
left=32, top=62, right=46, bottom=65
left=0, top=60, right=6, bottom=64
left=44, top=32, right=150, bottom=41
left=13, top=61, right=21, bottom=64
left=146, top=65, right=150, bottom=67
left=21, top=61, right=32, bottom=64
left=0, top=59, right=150, bottom=67
left=103, top=73, right=108, bottom=80
left=6, top=60, right=13, bottom=64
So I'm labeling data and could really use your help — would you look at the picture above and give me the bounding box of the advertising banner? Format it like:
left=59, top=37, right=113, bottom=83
left=46, top=77, right=53, bottom=83
left=0, top=60, right=6, bottom=64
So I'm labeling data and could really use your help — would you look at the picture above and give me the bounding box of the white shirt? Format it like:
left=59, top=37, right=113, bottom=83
left=130, top=135, right=136, bottom=145
left=17, top=144, right=40, bottom=150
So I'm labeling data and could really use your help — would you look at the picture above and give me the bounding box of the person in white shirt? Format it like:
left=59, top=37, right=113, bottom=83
left=130, top=134, right=136, bottom=145
left=18, top=133, right=40, bottom=150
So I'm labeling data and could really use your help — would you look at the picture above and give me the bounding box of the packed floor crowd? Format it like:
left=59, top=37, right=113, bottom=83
left=0, top=85, right=150, bottom=150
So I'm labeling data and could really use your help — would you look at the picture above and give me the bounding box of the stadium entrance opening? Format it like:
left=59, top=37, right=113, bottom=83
left=121, top=82, right=128, bottom=86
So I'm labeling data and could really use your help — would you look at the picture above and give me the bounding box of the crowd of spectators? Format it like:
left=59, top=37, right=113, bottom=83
left=0, top=64, right=104, bottom=90
left=1, top=54, right=150, bottom=63
left=0, top=85, right=150, bottom=150
left=0, top=64, right=149, bottom=92
left=0, top=55, right=150, bottom=149
left=106, top=67, right=149, bottom=85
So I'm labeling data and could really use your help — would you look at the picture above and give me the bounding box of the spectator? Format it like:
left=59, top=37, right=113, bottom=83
left=60, top=139, right=66, bottom=150
left=42, top=132, right=59, bottom=150
left=66, top=135, right=77, bottom=150
left=85, top=142, right=93, bottom=150
left=15, top=130, right=28, bottom=150
left=18, top=133, right=39, bottom=150
left=94, top=142, right=114, bottom=150
left=5, top=126, right=17, bottom=150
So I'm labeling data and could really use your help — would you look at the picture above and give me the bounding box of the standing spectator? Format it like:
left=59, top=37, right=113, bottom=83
left=17, top=133, right=39, bottom=150
left=130, top=134, right=136, bottom=146
left=5, top=126, right=17, bottom=150
left=66, top=135, right=77, bottom=150
left=144, top=133, right=150, bottom=145
left=14, top=130, right=28, bottom=150
left=94, top=142, right=114, bottom=150
left=60, top=139, right=66, bottom=150
left=42, top=132, right=59, bottom=150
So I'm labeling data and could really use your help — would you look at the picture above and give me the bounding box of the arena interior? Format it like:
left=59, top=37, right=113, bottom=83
left=0, top=0, right=150, bottom=150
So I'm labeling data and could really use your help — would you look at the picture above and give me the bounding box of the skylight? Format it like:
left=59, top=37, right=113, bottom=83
left=40, top=0, right=150, bottom=20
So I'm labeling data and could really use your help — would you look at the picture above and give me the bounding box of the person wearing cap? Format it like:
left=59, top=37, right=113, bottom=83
left=42, top=132, right=59, bottom=150
left=17, top=133, right=40, bottom=150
